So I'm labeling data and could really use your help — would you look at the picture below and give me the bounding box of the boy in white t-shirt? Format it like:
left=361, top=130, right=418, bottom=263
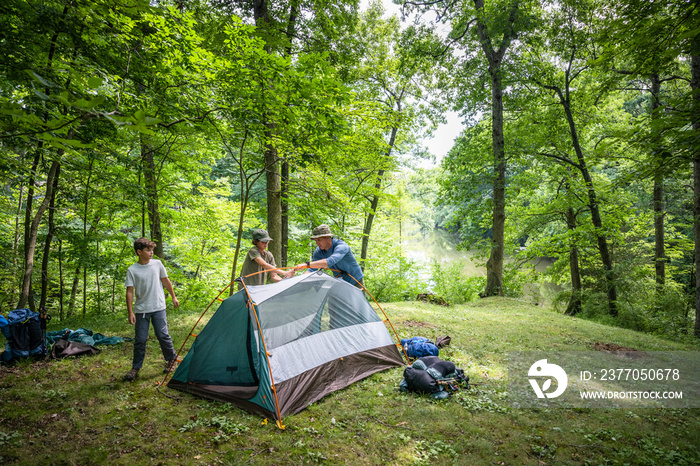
left=123, top=238, right=179, bottom=381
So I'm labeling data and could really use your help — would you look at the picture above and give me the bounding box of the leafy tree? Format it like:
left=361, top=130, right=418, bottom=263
left=401, top=0, right=537, bottom=297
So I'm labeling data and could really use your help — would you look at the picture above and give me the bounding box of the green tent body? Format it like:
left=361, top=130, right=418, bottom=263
left=168, top=272, right=405, bottom=421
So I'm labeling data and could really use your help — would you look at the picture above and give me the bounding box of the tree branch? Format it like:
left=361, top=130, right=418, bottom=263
left=539, top=152, right=581, bottom=170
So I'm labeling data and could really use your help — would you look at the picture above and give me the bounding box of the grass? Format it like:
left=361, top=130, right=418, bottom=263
left=1, top=297, right=699, bottom=465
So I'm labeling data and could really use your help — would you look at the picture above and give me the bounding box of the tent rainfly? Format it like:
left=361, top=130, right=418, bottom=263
left=167, top=271, right=405, bottom=425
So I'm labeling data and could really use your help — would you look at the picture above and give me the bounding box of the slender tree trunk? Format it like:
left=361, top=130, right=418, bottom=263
left=253, top=0, right=282, bottom=263
left=361, top=127, right=399, bottom=270
left=17, top=161, right=60, bottom=310
left=484, top=66, right=506, bottom=297
left=564, top=206, right=582, bottom=316
left=142, top=137, right=164, bottom=258
left=280, top=1, right=299, bottom=267
left=281, top=159, right=289, bottom=267
left=40, top=163, right=60, bottom=309
left=139, top=169, right=146, bottom=237
left=561, top=95, right=618, bottom=316
left=95, top=239, right=101, bottom=314
left=68, top=266, right=79, bottom=318
left=11, top=183, right=24, bottom=307
left=231, top=193, right=250, bottom=293
left=58, top=239, right=64, bottom=320
left=690, top=44, right=700, bottom=337
left=651, top=73, right=665, bottom=288
left=473, top=0, right=518, bottom=297
left=82, top=157, right=93, bottom=317
left=361, top=169, right=384, bottom=272
left=195, top=239, right=206, bottom=279
left=264, top=138, right=282, bottom=263
left=229, top=129, right=266, bottom=294
left=83, top=266, right=87, bottom=316
left=19, top=152, right=41, bottom=308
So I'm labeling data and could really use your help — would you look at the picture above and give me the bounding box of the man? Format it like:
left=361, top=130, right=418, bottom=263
left=295, top=224, right=364, bottom=288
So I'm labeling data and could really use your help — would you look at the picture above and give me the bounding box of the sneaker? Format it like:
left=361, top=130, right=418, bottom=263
left=123, top=368, right=139, bottom=381
left=164, top=358, right=179, bottom=374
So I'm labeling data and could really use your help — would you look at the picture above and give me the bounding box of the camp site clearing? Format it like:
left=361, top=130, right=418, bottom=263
left=1, top=297, right=699, bottom=465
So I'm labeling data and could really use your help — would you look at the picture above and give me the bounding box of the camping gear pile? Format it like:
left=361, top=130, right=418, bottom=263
left=400, top=355, right=469, bottom=399
left=1, top=308, right=130, bottom=363
left=167, top=271, right=405, bottom=426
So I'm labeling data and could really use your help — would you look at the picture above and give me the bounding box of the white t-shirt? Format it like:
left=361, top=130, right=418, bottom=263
left=125, top=259, right=168, bottom=314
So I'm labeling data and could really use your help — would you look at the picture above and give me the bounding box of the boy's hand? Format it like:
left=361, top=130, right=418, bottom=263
left=172, top=297, right=179, bottom=309
left=128, top=312, right=136, bottom=325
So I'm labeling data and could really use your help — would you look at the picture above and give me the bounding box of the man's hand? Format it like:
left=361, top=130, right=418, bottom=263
left=128, top=312, right=136, bottom=325
left=172, top=296, right=180, bottom=309
left=293, top=262, right=311, bottom=271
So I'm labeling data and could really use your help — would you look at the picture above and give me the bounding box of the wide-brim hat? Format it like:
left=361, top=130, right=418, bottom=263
left=252, top=229, right=273, bottom=242
left=310, top=224, right=333, bottom=239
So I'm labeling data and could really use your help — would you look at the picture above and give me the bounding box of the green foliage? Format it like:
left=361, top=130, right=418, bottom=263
left=572, top=279, right=695, bottom=340
left=366, top=255, right=428, bottom=303
left=429, top=260, right=484, bottom=305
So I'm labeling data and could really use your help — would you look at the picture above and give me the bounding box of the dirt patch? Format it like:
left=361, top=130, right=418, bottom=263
left=401, top=319, right=438, bottom=330
left=592, top=342, right=638, bottom=352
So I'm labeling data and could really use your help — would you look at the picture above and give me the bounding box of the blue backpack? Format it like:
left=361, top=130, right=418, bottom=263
left=400, top=336, right=439, bottom=358
left=1, top=309, right=46, bottom=363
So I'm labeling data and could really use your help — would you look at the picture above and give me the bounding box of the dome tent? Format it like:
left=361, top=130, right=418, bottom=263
left=167, top=271, right=405, bottom=426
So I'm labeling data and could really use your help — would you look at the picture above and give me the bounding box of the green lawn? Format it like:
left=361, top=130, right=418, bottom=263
left=1, top=297, right=699, bottom=465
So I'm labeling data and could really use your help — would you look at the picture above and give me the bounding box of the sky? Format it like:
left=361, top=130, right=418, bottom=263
left=358, top=0, right=465, bottom=165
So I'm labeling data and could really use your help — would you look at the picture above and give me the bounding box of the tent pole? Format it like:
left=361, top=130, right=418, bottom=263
left=158, top=281, right=234, bottom=388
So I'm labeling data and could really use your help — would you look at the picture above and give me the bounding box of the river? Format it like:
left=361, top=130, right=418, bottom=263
left=402, top=229, right=562, bottom=305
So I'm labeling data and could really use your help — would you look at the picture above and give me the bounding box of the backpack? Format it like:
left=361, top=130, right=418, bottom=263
left=1, top=309, right=47, bottom=363
left=400, top=336, right=439, bottom=358
left=400, top=356, right=469, bottom=399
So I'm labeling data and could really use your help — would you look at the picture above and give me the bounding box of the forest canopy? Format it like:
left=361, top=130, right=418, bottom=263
left=1, top=0, right=699, bottom=340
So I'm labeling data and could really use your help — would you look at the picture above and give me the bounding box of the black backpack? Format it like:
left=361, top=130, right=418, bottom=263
left=1, top=309, right=47, bottom=363
left=402, top=356, right=469, bottom=396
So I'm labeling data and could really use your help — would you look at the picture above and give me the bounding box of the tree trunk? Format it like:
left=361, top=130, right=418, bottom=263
left=95, top=239, right=101, bottom=314
left=560, top=95, right=618, bottom=317
left=651, top=73, right=665, bottom=288
left=690, top=44, right=700, bottom=337
left=281, top=159, right=289, bottom=267
left=142, top=137, right=164, bottom=258
left=68, top=265, right=79, bottom=318
left=361, top=169, right=384, bottom=272
left=40, top=163, right=60, bottom=310
left=59, top=239, right=64, bottom=320
left=253, top=0, right=282, bottom=263
left=564, top=206, right=582, bottom=316
left=473, top=0, right=517, bottom=297
left=361, top=127, right=399, bottom=270
left=17, top=161, right=60, bottom=310
left=10, top=183, right=24, bottom=307
left=83, top=266, right=87, bottom=316
left=484, top=65, right=506, bottom=297
left=231, top=195, right=249, bottom=293
left=82, top=156, right=93, bottom=317
left=279, top=1, right=299, bottom=267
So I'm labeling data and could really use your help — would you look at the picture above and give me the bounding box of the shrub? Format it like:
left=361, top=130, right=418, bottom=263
left=429, top=260, right=484, bottom=304
left=365, top=255, right=429, bottom=302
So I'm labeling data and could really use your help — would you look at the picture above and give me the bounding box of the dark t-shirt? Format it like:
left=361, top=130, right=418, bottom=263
left=238, top=247, right=276, bottom=289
